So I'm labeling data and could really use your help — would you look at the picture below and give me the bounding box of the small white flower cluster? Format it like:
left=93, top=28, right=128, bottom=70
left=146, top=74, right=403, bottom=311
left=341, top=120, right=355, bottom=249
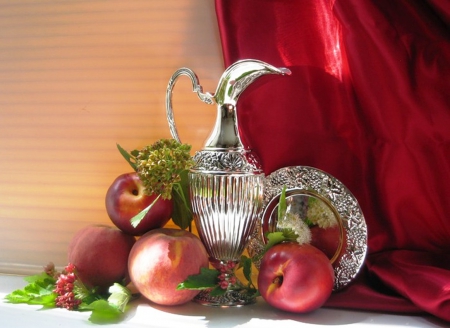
left=277, top=211, right=312, bottom=245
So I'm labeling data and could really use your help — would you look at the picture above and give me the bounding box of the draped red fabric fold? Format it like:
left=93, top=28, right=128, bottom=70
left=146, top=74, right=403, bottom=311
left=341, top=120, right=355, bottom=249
left=214, top=0, right=450, bottom=322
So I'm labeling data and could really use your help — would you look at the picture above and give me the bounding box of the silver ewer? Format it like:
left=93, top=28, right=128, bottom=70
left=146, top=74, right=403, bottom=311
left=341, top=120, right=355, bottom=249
left=166, top=59, right=291, bottom=306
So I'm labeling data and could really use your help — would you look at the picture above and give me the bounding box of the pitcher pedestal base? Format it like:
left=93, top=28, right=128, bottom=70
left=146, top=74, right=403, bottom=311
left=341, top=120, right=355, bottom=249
left=194, top=289, right=257, bottom=307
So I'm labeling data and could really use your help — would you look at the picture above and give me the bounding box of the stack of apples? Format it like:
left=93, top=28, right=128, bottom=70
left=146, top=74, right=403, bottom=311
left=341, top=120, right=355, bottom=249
left=67, top=172, right=210, bottom=305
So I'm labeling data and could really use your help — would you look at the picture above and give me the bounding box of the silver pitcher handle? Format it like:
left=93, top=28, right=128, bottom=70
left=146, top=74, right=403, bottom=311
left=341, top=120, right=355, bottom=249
left=165, top=67, right=215, bottom=143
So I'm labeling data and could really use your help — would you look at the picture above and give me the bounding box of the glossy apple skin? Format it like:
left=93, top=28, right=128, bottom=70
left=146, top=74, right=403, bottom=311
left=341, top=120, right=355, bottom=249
left=67, top=225, right=136, bottom=292
left=105, top=172, right=173, bottom=236
left=258, top=242, right=334, bottom=313
left=128, top=228, right=209, bottom=306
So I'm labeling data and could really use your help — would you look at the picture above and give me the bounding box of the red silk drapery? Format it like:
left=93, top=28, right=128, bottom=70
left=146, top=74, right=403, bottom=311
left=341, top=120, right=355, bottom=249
left=214, top=0, right=450, bottom=322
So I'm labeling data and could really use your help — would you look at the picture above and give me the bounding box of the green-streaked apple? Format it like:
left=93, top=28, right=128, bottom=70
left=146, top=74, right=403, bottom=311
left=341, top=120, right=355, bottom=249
left=105, top=172, right=173, bottom=236
left=128, top=228, right=209, bottom=306
left=258, top=242, right=334, bottom=313
left=67, top=224, right=136, bottom=292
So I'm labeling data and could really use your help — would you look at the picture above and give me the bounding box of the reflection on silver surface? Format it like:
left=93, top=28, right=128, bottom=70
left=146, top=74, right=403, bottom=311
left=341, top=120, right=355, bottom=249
left=263, top=192, right=343, bottom=261
left=247, top=166, right=368, bottom=291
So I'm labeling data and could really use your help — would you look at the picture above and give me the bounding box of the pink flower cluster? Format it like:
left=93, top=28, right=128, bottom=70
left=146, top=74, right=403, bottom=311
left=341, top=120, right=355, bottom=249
left=54, top=263, right=82, bottom=310
left=218, top=261, right=237, bottom=290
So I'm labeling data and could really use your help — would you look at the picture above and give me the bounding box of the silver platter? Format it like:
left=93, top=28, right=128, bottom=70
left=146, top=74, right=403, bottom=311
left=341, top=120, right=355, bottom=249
left=247, top=166, right=368, bottom=291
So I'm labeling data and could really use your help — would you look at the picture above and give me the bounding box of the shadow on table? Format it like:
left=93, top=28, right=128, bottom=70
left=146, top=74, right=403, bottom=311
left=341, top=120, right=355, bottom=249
left=143, top=298, right=371, bottom=327
left=121, top=295, right=449, bottom=328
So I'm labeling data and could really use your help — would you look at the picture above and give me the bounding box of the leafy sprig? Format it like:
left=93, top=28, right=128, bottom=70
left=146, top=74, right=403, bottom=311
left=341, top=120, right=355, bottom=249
left=177, top=257, right=259, bottom=299
left=278, top=185, right=288, bottom=220
left=5, top=264, right=134, bottom=324
left=177, top=267, right=220, bottom=290
left=5, top=272, right=57, bottom=307
left=117, top=140, right=194, bottom=230
left=134, top=139, right=192, bottom=199
left=79, top=283, right=133, bottom=324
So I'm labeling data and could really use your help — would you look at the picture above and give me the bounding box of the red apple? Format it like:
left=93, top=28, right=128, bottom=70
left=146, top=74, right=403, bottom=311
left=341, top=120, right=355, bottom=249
left=258, top=242, right=334, bottom=313
left=128, top=228, right=209, bottom=306
left=105, top=172, right=173, bottom=236
left=67, top=224, right=136, bottom=292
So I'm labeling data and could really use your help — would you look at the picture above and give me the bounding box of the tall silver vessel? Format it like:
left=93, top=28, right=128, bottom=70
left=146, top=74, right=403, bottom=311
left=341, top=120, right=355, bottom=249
left=166, top=59, right=291, bottom=306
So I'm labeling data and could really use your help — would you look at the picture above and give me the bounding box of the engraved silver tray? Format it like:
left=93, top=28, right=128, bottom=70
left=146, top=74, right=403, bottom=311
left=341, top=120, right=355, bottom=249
left=247, top=166, right=368, bottom=291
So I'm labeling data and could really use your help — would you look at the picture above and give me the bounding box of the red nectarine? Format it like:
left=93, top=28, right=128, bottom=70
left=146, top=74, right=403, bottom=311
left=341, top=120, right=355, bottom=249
left=67, top=225, right=136, bottom=292
left=105, top=172, right=173, bottom=236
left=258, top=242, right=334, bottom=313
left=128, top=228, right=209, bottom=306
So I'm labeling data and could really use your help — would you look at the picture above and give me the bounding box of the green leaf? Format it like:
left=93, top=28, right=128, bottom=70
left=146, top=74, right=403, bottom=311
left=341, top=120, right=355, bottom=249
left=78, top=283, right=132, bottom=323
left=250, top=230, right=294, bottom=267
left=116, top=143, right=138, bottom=172
left=239, top=255, right=253, bottom=285
left=107, top=283, right=132, bottom=313
left=278, top=228, right=299, bottom=242
left=28, top=293, right=57, bottom=307
left=5, top=289, right=34, bottom=304
left=73, top=284, right=99, bottom=305
left=171, top=170, right=193, bottom=230
left=261, top=230, right=299, bottom=255
left=177, top=267, right=219, bottom=290
left=5, top=274, right=57, bottom=307
left=80, top=299, right=123, bottom=324
left=265, top=231, right=288, bottom=249
left=5, top=271, right=133, bottom=324
left=278, top=185, right=287, bottom=220
left=250, top=185, right=296, bottom=267
left=130, top=194, right=161, bottom=228
left=24, top=272, right=55, bottom=284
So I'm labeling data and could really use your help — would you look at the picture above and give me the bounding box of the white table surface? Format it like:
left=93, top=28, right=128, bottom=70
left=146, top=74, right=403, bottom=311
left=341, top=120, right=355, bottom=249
left=1, top=274, right=448, bottom=328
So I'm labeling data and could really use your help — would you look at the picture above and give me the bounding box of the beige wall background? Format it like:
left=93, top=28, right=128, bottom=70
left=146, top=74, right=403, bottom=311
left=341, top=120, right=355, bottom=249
left=0, top=0, right=223, bottom=274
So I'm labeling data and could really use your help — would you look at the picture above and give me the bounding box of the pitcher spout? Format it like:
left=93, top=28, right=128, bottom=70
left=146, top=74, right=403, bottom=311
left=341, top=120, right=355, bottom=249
left=205, top=59, right=291, bottom=149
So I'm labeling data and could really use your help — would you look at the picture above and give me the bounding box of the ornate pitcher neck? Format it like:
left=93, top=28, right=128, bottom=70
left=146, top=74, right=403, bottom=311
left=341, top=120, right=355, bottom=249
left=204, top=103, right=243, bottom=149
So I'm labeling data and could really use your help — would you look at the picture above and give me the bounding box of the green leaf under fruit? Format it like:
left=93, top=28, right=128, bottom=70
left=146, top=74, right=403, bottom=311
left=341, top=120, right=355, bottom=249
left=277, top=228, right=299, bottom=242
left=24, top=272, right=55, bottom=284
left=5, top=273, right=57, bottom=308
left=5, top=266, right=135, bottom=325
left=80, top=300, right=123, bottom=324
left=266, top=231, right=294, bottom=249
left=177, top=267, right=219, bottom=290
left=79, top=284, right=131, bottom=324
left=107, top=283, right=132, bottom=313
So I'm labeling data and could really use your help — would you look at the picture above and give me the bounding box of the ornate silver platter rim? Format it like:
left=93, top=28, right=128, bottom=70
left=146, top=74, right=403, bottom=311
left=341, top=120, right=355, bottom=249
left=247, top=165, right=368, bottom=291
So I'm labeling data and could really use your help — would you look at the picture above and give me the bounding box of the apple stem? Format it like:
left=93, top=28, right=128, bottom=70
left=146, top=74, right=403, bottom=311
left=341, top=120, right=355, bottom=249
left=273, top=275, right=283, bottom=287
